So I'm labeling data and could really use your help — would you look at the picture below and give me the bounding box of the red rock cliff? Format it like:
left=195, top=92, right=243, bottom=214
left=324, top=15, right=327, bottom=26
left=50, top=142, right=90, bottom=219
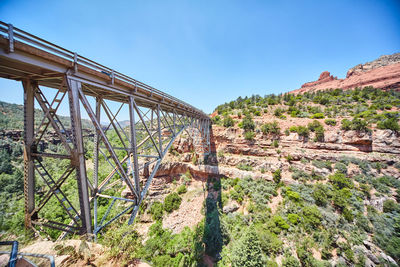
left=291, top=53, right=400, bottom=94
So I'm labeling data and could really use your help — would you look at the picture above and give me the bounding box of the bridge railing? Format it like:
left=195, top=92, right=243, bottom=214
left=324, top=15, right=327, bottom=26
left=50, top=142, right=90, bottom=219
left=0, top=21, right=207, bottom=118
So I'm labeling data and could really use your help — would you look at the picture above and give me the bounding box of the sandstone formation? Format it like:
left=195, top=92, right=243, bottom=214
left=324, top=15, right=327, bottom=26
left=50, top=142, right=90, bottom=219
left=292, top=53, right=400, bottom=94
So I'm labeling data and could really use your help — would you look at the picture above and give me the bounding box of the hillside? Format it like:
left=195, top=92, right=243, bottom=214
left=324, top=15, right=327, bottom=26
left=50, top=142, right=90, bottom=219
left=0, top=101, right=93, bottom=131
left=148, top=86, right=400, bottom=266
left=0, top=86, right=400, bottom=266
left=291, top=53, right=400, bottom=94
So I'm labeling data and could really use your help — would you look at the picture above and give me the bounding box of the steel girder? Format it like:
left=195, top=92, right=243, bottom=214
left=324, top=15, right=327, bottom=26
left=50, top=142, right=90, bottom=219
left=0, top=22, right=210, bottom=239
left=21, top=75, right=210, bottom=239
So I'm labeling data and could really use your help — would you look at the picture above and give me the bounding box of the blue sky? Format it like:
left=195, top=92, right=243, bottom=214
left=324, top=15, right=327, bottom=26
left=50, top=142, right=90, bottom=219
left=0, top=0, right=399, bottom=117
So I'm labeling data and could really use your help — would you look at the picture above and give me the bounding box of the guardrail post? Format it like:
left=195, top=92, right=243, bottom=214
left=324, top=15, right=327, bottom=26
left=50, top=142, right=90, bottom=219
left=7, top=23, right=14, bottom=53
left=73, top=52, right=78, bottom=73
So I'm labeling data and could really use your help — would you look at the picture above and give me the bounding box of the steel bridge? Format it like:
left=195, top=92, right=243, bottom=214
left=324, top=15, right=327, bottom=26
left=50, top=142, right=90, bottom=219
left=0, top=22, right=210, bottom=238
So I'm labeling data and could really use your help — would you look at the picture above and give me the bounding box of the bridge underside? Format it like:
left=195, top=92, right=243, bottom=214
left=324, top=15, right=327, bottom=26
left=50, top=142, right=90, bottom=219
left=0, top=22, right=210, bottom=238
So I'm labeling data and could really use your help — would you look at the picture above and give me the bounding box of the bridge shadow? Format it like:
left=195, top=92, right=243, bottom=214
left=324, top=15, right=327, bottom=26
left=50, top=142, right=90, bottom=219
left=201, top=125, right=223, bottom=265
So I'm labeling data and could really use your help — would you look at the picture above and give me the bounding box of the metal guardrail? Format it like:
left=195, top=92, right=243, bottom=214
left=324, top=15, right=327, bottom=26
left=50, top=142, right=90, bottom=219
left=0, top=21, right=208, bottom=118
left=0, top=241, right=55, bottom=267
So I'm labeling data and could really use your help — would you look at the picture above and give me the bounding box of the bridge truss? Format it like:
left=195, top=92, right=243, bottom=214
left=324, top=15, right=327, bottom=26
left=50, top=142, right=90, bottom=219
left=0, top=22, right=210, bottom=238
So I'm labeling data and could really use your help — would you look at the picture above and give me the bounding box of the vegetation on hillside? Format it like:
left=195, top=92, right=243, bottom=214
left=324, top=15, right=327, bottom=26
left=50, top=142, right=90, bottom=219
left=1, top=86, right=400, bottom=266
left=213, top=87, right=400, bottom=133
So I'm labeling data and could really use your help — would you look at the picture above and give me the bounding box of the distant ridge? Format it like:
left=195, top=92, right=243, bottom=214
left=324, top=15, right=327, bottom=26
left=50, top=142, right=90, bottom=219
left=291, top=52, right=400, bottom=94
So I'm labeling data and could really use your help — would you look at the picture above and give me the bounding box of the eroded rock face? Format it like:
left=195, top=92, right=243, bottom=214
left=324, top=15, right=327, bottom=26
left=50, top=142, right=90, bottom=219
left=211, top=126, right=400, bottom=157
left=292, top=52, right=400, bottom=94
left=301, top=71, right=336, bottom=89
left=347, top=53, right=400, bottom=78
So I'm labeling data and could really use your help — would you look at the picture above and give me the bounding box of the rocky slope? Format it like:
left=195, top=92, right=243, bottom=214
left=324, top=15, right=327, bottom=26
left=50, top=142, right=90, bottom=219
left=144, top=88, right=400, bottom=266
left=292, top=53, right=400, bottom=94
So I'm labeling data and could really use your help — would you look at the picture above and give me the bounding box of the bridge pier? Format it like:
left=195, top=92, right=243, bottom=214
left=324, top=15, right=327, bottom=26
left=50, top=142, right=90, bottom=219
left=67, top=79, right=92, bottom=235
left=23, top=79, right=35, bottom=229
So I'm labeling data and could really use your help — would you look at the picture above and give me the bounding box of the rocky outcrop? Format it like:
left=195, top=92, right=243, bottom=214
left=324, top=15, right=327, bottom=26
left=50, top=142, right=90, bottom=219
left=155, top=161, right=273, bottom=180
left=292, top=52, right=400, bottom=94
left=347, top=53, right=400, bottom=77
left=301, top=71, right=336, bottom=88
left=212, top=126, right=400, bottom=156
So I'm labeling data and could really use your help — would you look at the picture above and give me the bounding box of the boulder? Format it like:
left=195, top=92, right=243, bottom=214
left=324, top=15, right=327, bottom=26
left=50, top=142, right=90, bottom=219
left=365, top=250, right=380, bottom=264
left=223, top=203, right=239, bottom=214
left=380, top=252, right=398, bottom=266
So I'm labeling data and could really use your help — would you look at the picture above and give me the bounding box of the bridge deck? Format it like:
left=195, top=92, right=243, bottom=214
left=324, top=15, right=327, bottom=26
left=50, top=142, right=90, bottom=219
left=0, top=22, right=207, bottom=119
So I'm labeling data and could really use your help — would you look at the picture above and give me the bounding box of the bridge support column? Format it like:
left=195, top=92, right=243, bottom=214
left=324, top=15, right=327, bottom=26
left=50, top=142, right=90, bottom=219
left=67, top=79, right=92, bottom=235
left=129, top=96, right=140, bottom=199
left=23, top=79, right=35, bottom=228
left=93, top=96, right=101, bottom=237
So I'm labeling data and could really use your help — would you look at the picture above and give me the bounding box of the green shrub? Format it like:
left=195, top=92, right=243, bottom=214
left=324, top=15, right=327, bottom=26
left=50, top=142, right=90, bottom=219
left=274, top=108, right=284, bottom=117
left=332, top=188, right=352, bottom=210
left=312, top=160, right=332, bottom=171
left=242, top=116, right=255, bottom=131
left=383, top=199, right=400, bottom=213
left=285, top=129, right=290, bottom=136
left=292, top=169, right=312, bottom=181
left=301, top=205, right=322, bottom=228
left=273, top=169, right=281, bottom=183
left=230, top=189, right=244, bottom=203
left=324, top=119, right=337, bottom=126
left=311, top=113, right=325, bottom=119
left=342, top=207, right=354, bottom=222
left=282, top=255, right=301, bottom=267
left=329, top=172, right=353, bottom=189
left=286, top=190, right=301, bottom=202
left=244, top=131, right=255, bottom=141
left=256, top=228, right=283, bottom=255
left=231, top=228, right=265, bottom=267
left=261, top=121, right=281, bottom=135
left=149, top=201, right=164, bottom=221
left=164, top=192, right=182, bottom=213
left=266, top=260, right=278, bottom=267
left=272, top=140, right=279, bottom=148
left=321, top=248, right=332, bottom=260
left=237, top=163, right=253, bottom=171
left=212, top=115, right=221, bottom=125
left=296, top=126, right=309, bottom=138
left=308, top=120, right=323, bottom=132
left=342, top=118, right=369, bottom=131
left=341, top=119, right=352, bottom=130
left=359, top=183, right=371, bottom=199
left=314, top=126, right=325, bottom=142
left=289, top=126, right=298, bottom=132
left=102, top=224, right=142, bottom=263
left=182, top=170, right=192, bottom=184
left=223, top=116, right=234, bottom=127
left=288, top=213, right=300, bottom=224
left=377, top=118, right=400, bottom=131
left=273, top=215, right=290, bottom=230
left=312, top=183, right=329, bottom=207
left=192, top=153, right=198, bottom=165
left=286, top=154, right=293, bottom=162
left=351, top=118, right=369, bottom=131
left=334, top=162, right=347, bottom=174
left=176, top=184, right=187, bottom=194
